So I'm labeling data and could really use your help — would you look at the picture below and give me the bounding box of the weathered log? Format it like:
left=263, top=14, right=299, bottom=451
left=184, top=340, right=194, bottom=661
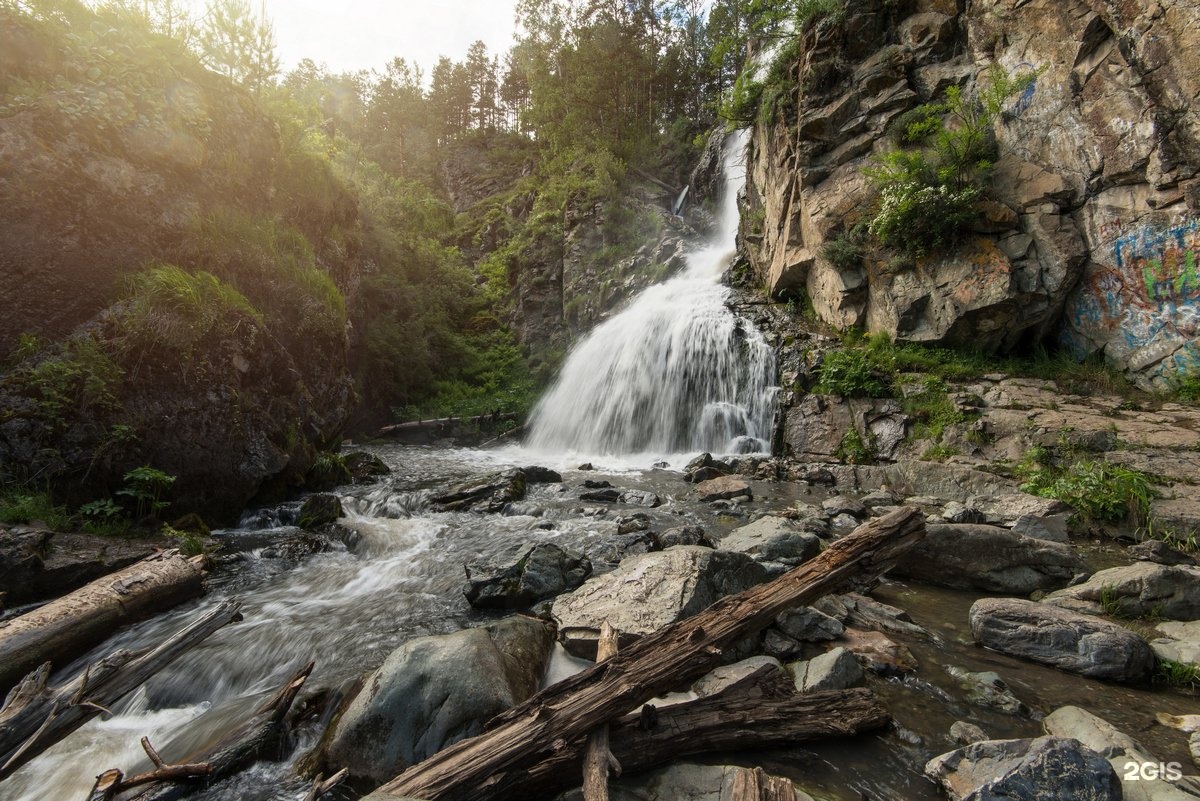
left=581, top=622, right=620, bottom=801
left=731, top=767, right=797, bottom=801
left=375, top=506, right=924, bottom=801
left=0, top=551, right=206, bottom=694
left=122, top=661, right=313, bottom=801
left=0, top=600, right=243, bottom=782
left=85, top=737, right=211, bottom=801
left=303, top=767, right=350, bottom=801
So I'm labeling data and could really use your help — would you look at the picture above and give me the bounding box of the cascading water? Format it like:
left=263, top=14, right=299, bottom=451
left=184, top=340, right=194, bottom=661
left=525, top=129, right=778, bottom=458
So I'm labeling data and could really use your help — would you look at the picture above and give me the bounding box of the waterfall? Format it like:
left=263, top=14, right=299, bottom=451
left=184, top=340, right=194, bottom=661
left=525, top=129, right=778, bottom=459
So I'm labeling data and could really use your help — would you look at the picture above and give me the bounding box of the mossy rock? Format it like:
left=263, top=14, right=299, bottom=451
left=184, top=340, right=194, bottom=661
left=343, top=451, right=391, bottom=483
left=298, top=493, right=343, bottom=530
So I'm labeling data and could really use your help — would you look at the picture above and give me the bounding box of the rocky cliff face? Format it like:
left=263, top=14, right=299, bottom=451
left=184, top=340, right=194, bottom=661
left=744, top=0, right=1199, bottom=389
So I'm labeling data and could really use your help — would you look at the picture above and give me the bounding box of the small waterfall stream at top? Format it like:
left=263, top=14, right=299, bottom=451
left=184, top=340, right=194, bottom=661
left=525, top=129, right=778, bottom=459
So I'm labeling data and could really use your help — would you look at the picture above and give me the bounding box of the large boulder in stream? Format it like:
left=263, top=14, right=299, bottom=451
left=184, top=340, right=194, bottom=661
left=969, top=598, right=1156, bottom=683
left=925, top=736, right=1122, bottom=801
left=551, top=546, right=767, bottom=658
left=464, top=542, right=592, bottom=610
left=429, top=468, right=527, bottom=513
left=892, top=524, right=1086, bottom=593
left=320, top=615, right=555, bottom=785
left=1044, top=562, right=1200, bottom=621
left=714, top=516, right=821, bottom=573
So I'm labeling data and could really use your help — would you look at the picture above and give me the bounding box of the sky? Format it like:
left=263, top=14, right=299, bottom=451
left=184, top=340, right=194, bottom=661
left=248, top=1, right=519, bottom=77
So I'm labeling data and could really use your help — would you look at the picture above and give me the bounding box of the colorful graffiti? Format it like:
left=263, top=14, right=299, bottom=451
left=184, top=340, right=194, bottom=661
left=1063, top=217, right=1200, bottom=389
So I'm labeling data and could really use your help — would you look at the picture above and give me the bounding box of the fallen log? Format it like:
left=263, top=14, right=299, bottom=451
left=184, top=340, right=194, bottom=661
left=303, top=767, right=349, bottom=801
left=85, top=737, right=211, bottom=801
left=374, top=506, right=924, bottom=801
left=512, top=664, right=888, bottom=800
left=581, top=622, right=620, bottom=801
left=0, top=600, right=242, bottom=782
left=731, top=767, right=797, bottom=801
left=0, top=551, right=206, bottom=694
left=119, top=661, right=313, bottom=801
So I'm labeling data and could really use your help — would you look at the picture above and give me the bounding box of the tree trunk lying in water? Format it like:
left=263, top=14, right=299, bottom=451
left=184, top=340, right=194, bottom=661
left=0, top=551, right=206, bottom=694
left=372, top=506, right=925, bottom=801
left=506, top=664, right=888, bottom=801
left=101, top=661, right=314, bottom=801
left=0, top=600, right=242, bottom=783
left=581, top=622, right=620, bottom=801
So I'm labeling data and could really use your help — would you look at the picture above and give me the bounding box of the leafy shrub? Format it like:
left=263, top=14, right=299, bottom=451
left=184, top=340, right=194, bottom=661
left=816, top=349, right=892, bottom=397
left=1019, top=460, right=1154, bottom=525
left=821, top=229, right=866, bottom=271
left=117, top=466, right=175, bottom=521
left=0, top=490, right=71, bottom=529
left=838, top=427, right=872, bottom=464
left=902, top=376, right=970, bottom=439
left=867, top=181, right=981, bottom=256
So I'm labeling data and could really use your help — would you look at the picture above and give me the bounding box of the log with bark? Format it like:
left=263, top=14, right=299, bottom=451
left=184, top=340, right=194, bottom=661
left=112, top=661, right=314, bottom=801
left=506, top=663, right=889, bottom=801
left=731, top=767, right=798, bottom=801
left=0, top=551, right=206, bottom=694
left=581, top=621, right=620, bottom=801
left=0, top=600, right=242, bottom=783
left=372, top=506, right=924, bottom=801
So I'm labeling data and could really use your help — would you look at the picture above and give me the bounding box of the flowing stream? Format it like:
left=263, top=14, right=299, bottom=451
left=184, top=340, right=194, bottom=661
left=5, top=131, right=1198, bottom=801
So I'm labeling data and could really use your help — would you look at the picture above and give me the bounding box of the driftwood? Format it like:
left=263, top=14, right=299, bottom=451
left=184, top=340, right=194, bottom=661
left=581, top=622, right=620, bottom=801
left=0, top=600, right=243, bottom=783
left=731, top=767, right=797, bottom=801
left=378, top=413, right=519, bottom=437
left=0, top=551, right=206, bottom=694
left=506, top=664, right=888, bottom=801
left=120, top=661, right=313, bottom=801
left=374, top=506, right=925, bottom=801
left=303, top=767, right=350, bottom=801
left=86, top=737, right=211, bottom=801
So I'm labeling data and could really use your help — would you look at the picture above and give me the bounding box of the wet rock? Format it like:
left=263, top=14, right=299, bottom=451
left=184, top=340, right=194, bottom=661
left=1150, top=620, right=1200, bottom=667
left=775, top=606, right=844, bottom=642
left=583, top=479, right=612, bottom=489
left=297, top=494, right=343, bottom=530
left=343, top=451, right=391, bottom=483
left=464, top=543, right=592, bottom=610
left=860, top=489, right=897, bottom=509
left=501, top=502, right=544, bottom=517
left=1044, top=706, right=1200, bottom=801
left=839, top=628, right=918, bottom=676
left=967, top=493, right=1071, bottom=543
left=925, top=736, right=1121, bottom=801
left=0, top=527, right=159, bottom=605
left=657, top=525, right=710, bottom=548
left=322, top=615, right=555, bottom=785
left=616, top=513, right=651, bottom=535
left=619, top=490, right=662, bottom=508
left=893, top=524, right=1087, bottom=594
left=551, top=546, right=767, bottom=658
left=828, top=513, right=859, bottom=536
left=522, top=466, right=563, bottom=483
left=946, top=666, right=1034, bottom=717
left=761, top=628, right=805, bottom=660
left=691, top=655, right=787, bottom=697
left=822, top=495, right=866, bottom=518
left=688, top=466, right=725, bottom=483
left=577, top=463, right=594, bottom=471
left=817, top=592, right=929, bottom=640
left=432, top=469, right=526, bottom=513
left=950, top=721, right=990, bottom=745
left=715, top=516, right=821, bottom=571
left=1044, top=562, right=1200, bottom=621
left=580, top=487, right=621, bottom=502
left=1128, top=539, right=1196, bottom=567
left=969, top=598, right=1156, bottom=683
left=694, top=475, right=752, bottom=502
left=790, top=646, right=864, bottom=692
left=259, top=528, right=333, bottom=561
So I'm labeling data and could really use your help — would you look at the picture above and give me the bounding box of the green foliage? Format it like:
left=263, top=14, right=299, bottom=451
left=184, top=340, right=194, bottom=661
left=2, top=336, right=121, bottom=429
left=117, top=466, right=175, bottom=520
left=921, top=443, right=960, bottom=461
left=903, top=376, right=970, bottom=440
left=1155, top=659, right=1200, bottom=691
left=0, top=489, right=72, bottom=529
left=1019, top=459, right=1154, bottom=526
left=795, top=0, right=845, bottom=25
left=837, top=427, right=871, bottom=464
left=821, top=228, right=866, bottom=272
left=196, top=0, right=279, bottom=94
left=815, top=347, right=892, bottom=398
left=864, top=64, right=1042, bottom=256
left=307, top=452, right=351, bottom=490
left=162, top=523, right=206, bottom=556
left=1174, top=373, right=1200, bottom=403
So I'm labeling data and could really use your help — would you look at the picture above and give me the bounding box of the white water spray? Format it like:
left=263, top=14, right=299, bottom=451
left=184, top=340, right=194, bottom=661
left=525, top=129, right=777, bottom=458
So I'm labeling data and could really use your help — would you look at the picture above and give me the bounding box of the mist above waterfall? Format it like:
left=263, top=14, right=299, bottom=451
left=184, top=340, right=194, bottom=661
left=525, top=129, right=778, bottom=460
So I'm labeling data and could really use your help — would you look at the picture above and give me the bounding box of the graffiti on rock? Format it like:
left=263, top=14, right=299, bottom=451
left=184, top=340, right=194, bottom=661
left=1063, top=217, right=1199, bottom=388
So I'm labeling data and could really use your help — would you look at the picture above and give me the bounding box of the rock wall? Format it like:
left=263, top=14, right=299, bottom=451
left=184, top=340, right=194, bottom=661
left=744, top=0, right=1200, bottom=387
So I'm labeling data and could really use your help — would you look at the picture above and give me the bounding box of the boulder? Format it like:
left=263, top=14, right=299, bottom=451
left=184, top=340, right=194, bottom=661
left=775, top=606, right=844, bottom=642
left=657, top=525, right=710, bottom=548
left=580, top=487, right=621, bottom=503
left=1150, top=620, right=1200, bottom=667
left=1044, top=562, right=1200, bottom=621
left=893, top=524, right=1087, bottom=593
left=551, top=546, right=767, bottom=658
left=790, top=646, right=864, bottom=692
left=694, top=475, right=752, bottom=502
left=321, top=616, right=555, bottom=785
left=946, top=666, right=1034, bottom=717
left=1043, top=706, right=1200, bottom=801
left=343, top=451, right=391, bottom=483
left=431, top=469, right=526, bottom=513
left=969, top=598, right=1156, bottom=682
left=950, top=721, right=990, bottom=745
left=1128, top=539, right=1196, bottom=567
left=619, top=490, right=662, bottom=508
left=691, top=655, right=787, bottom=697
left=522, top=465, right=563, bottom=483
left=464, top=543, right=592, bottom=610
left=925, top=736, right=1121, bottom=801
left=839, top=628, right=918, bottom=676
left=297, top=493, right=343, bottom=530
left=715, top=516, right=821, bottom=570
left=822, top=495, right=867, bottom=518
